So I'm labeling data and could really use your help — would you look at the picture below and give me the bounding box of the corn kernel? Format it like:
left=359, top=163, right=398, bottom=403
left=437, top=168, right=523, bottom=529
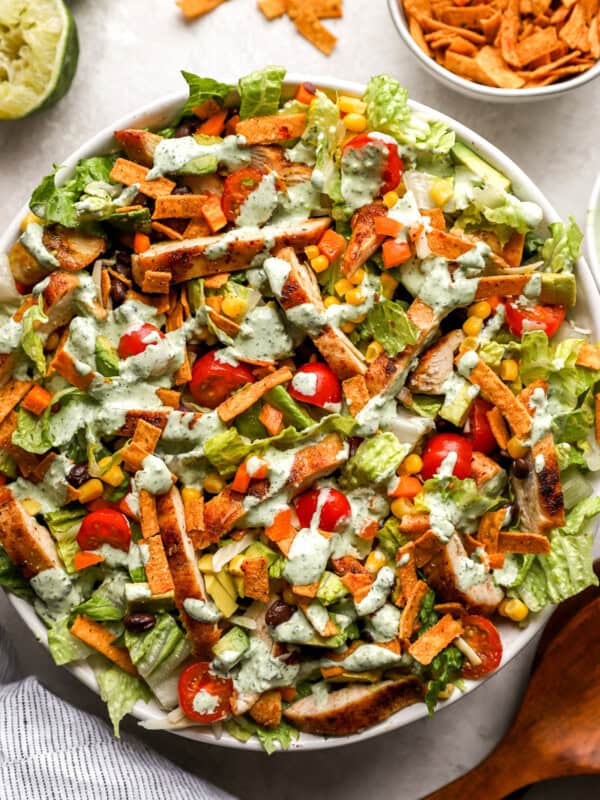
left=311, top=255, right=330, bottom=274
left=324, top=295, right=341, bottom=308
left=507, top=437, right=529, bottom=459
left=462, top=316, right=483, bottom=337
left=77, top=479, right=104, bottom=504
left=468, top=301, right=492, bottom=320
left=221, top=295, right=246, bottom=319
left=305, top=245, right=320, bottom=260
left=500, top=359, right=519, bottom=382
left=203, top=473, right=225, bottom=494
left=353, top=314, right=366, bottom=324
left=21, top=498, right=41, bottom=516
left=460, top=337, right=479, bottom=353
left=345, top=288, right=365, bottom=306
left=338, top=95, right=366, bottom=115
left=380, top=273, right=398, bottom=300
left=437, top=684, right=455, bottom=701
left=365, top=341, right=384, bottom=363
left=101, top=465, right=125, bottom=488
left=334, top=278, right=353, bottom=297
left=341, top=322, right=355, bottom=334
left=365, top=550, right=387, bottom=574
left=383, top=191, right=399, bottom=209
left=429, top=178, right=454, bottom=207
left=499, top=598, right=529, bottom=622
left=391, top=497, right=414, bottom=519
left=402, top=454, right=423, bottom=475
left=182, top=487, right=202, bottom=503
left=20, top=211, right=41, bottom=232
left=343, top=113, right=367, bottom=132
left=349, top=267, right=365, bottom=286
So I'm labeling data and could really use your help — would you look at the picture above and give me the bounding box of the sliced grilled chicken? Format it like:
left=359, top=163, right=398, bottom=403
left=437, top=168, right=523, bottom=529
left=114, top=128, right=162, bottom=167
left=471, top=451, right=505, bottom=490
left=511, top=433, right=565, bottom=534
left=0, top=489, right=60, bottom=578
left=250, top=145, right=314, bottom=186
left=408, top=330, right=464, bottom=395
left=342, top=202, right=387, bottom=278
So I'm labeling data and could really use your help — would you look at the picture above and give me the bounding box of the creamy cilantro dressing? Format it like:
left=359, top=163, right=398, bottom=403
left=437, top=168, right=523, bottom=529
left=365, top=603, right=401, bottom=642
left=321, top=644, right=404, bottom=672
left=291, top=371, right=317, bottom=397
left=147, top=134, right=251, bottom=178
left=236, top=172, right=279, bottom=228
left=523, top=273, right=542, bottom=300
left=232, top=637, right=299, bottom=694
left=354, top=566, right=395, bottom=616
left=10, top=454, right=71, bottom=513
left=183, top=597, right=222, bottom=623
left=436, top=451, right=458, bottom=479
left=282, top=527, right=333, bottom=585
left=30, top=567, right=83, bottom=621
left=223, top=304, right=292, bottom=363
left=271, top=609, right=315, bottom=644
left=340, top=140, right=387, bottom=212
left=192, top=689, right=219, bottom=715
left=20, top=222, right=59, bottom=270
left=534, top=453, right=546, bottom=473
left=525, top=387, right=552, bottom=446
left=454, top=548, right=487, bottom=592
left=263, top=257, right=291, bottom=298
left=0, top=315, right=23, bottom=353
left=305, top=600, right=333, bottom=637
left=457, top=350, right=479, bottom=378
left=416, top=257, right=481, bottom=317
left=492, top=553, right=520, bottom=587
left=94, top=544, right=130, bottom=569
left=456, top=242, right=491, bottom=273
left=158, top=410, right=225, bottom=487
left=479, top=304, right=505, bottom=342
left=75, top=182, right=139, bottom=219
left=135, top=454, right=173, bottom=495
left=272, top=180, right=322, bottom=222
left=388, top=191, right=431, bottom=258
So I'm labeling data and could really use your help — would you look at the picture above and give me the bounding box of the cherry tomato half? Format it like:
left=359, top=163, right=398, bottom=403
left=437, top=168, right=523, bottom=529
left=295, top=488, right=351, bottom=531
left=118, top=322, right=165, bottom=359
left=288, top=362, right=341, bottom=409
left=421, top=433, right=473, bottom=480
left=178, top=662, right=233, bottom=724
left=221, top=167, right=266, bottom=223
left=77, top=508, right=131, bottom=552
left=465, top=398, right=496, bottom=455
left=460, top=615, right=503, bottom=680
left=343, top=133, right=403, bottom=195
left=505, top=301, right=565, bottom=339
left=189, top=350, right=255, bottom=409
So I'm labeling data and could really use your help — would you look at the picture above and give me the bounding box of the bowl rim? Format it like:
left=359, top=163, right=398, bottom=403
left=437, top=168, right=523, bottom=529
left=587, top=172, right=600, bottom=287
left=2, top=72, right=597, bottom=752
left=387, top=0, right=600, bottom=100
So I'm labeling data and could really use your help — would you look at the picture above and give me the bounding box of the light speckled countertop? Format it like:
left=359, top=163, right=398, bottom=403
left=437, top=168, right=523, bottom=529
left=1, top=1, right=599, bottom=797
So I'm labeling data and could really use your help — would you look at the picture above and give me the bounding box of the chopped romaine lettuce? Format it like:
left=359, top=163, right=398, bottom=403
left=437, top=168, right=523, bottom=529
left=354, top=299, right=419, bottom=357
left=75, top=573, right=128, bottom=621
left=291, top=90, right=341, bottom=199
left=48, top=615, right=93, bottom=665
left=340, top=432, right=406, bottom=489
left=178, top=70, right=236, bottom=121
left=376, top=516, right=409, bottom=560
left=21, top=296, right=48, bottom=374
left=541, top=216, right=583, bottom=273
left=0, top=544, right=34, bottom=599
left=224, top=716, right=299, bottom=754
left=239, top=65, right=286, bottom=119
left=94, top=658, right=151, bottom=737
left=45, top=507, right=86, bottom=573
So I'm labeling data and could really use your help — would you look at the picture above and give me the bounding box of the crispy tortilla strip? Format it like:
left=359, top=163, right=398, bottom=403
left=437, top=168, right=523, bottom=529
left=399, top=579, right=429, bottom=639
left=249, top=690, right=283, bottom=729
left=511, top=433, right=565, bottom=533
left=0, top=488, right=60, bottom=577
left=342, top=203, right=387, bottom=278
left=448, top=36, right=479, bottom=56
left=241, top=556, right=270, bottom=602
left=395, top=542, right=418, bottom=607
left=476, top=46, right=527, bottom=87
left=183, top=216, right=212, bottom=238
left=498, top=531, right=550, bottom=554
left=284, top=678, right=423, bottom=736
left=471, top=451, right=503, bottom=489
left=576, top=342, right=600, bottom=369
left=409, top=15, right=433, bottom=55
left=421, top=208, right=446, bottom=230
left=560, top=4, right=589, bottom=49
left=126, top=288, right=171, bottom=313
left=0, top=380, right=32, bottom=425
left=183, top=492, right=205, bottom=551
left=49, top=350, right=94, bottom=391
left=485, top=406, right=510, bottom=450
left=174, top=347, right=193, bottom=385
left=474, top=274, right=528, bottom=299
left=427, top=228, right=473, bottom=258
left=288, top=433, right=347, bottom=490
left=203, top=488, right=247, bottom=545
left=208, top=309, right=241, bottom=338
left=133, top=419, right=162, bottom=453
left=294, top=12, right=337, bottom=55
left=236, top=113, right=307, bottom=145
left=420, top=16, right=487, bottom=43
left=120, top=410, right=170, bottom=437
left=399, top=512, right=433, bottom=539
left=518, top=379, right=547, bottom=408
left=121, top=442, right=150, bottom=473
left=142, top=270, right=171, bottom=294
left=292, top=580, right=321, bottom=598
left=109, top=158, right=175, bottom=199
left=153, top=194, right=209, bottom=220
left=157, top=487, right=219, bottom=654
left=177, top=0, right=226, bottom=19
left=151, top=222, right=184, bottom=242
left=499, top=0, right=522, bottom=66
left=216, top=366, right=292, bottom=422
left=408, top=614, right=463, bottom=665
left=590, top=16, right=600, bottom=58
left=114, top=128, right=162, bottom=167
left=257, top=0, right=287, bottom=19
left=156, top=388, right=181, bottom=408
left=462, top=355, right=531, bottom=439
left=145, top=533, right=176, bottom=594
left=342, top=375, right=370, bottom=416
left=139, top=489, right=160, bottom=539
left=440, top=4, right=494, bottom=24
left=502, top=232, right=525, bottom=267
left=414, top=529, right=443, bottom=566
left=514, top=27, right=559, bottom=65
left=132, top=217, right=331, bottom=284
left=287, top=0, right=343, bottom=18
left=71, top=615, right=137, bottom=675
left=477, top=509, right=504, bottom=553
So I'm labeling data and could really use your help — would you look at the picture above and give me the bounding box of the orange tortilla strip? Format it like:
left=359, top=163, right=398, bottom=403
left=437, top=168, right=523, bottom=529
left=236, top=113, right=307, bottom=145
left=216, top=366, right=293, bottom=422
left=132, top=419, right=162, bottom=453
left=409, top=15, right=433, bottom=55
left=139, top=489, right=160, bottom=538
left=145, top=533, right=176, bottom=595
left=294, top=12, right=338, bottom=55
left=241, top=556, right=270, bottom=602
left=177, top=0, right=227, bottom=19
left=427, top=228, right=473, bottom=258
left=475, top=46, right=526, bottom=87
left=0, top=380, right=32, bottom=425
left=153, top=194, right=209, bottom=220
left=497, top=531, right=551, bottom=554
left=408, top=614, right=464, bottom=665
left=70, top=615, right=137, bottom=675
left=109, top=158, right=175, bottom=199
left=514, top=27, right=559, bottom=66
left=258, top=0, right=287, bottom=19
left=395, top=542, right=418, bottom=607
left=342, top=374, right=370, bottom=416
left=462, top=355, right=532, bottom=439
left=399, top=580, right=429, bottom=639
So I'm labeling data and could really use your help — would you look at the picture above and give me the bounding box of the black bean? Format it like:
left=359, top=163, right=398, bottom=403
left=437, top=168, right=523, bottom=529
left=513, top=458, right=529, bottom=479
left=67, top=463, right=91, bottom=488
left=114, top=250, right=131, bottom=268
left=265, top=600, right=296, bottom=627
left=172, top=185, right=192, bottom=195
left=110, top=279, right=128, bottom=306
left=123, top=612, right=156, bottom=633
left=174, top=120, right=196, bottom=138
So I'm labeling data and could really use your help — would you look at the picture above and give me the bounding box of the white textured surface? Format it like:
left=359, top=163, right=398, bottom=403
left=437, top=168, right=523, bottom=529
left=0, top=1, right=599, bottom=797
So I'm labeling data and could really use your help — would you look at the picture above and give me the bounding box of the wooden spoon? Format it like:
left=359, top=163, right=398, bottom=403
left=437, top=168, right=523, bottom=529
left=423, top=595, right=600, bottom=800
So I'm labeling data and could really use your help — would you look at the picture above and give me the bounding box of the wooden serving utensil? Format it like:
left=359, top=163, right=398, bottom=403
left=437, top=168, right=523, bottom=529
left=423, top=594, right=600, bottom=800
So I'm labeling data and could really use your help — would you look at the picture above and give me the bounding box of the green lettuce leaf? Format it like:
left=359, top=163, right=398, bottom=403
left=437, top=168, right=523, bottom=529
left=404, top=394, right=443, bottom=418
left=0, top=544, right=33, bottom=599
left=45, top=506, right=85, bottom=573
left=340, top=432, right=406, bottom=489
left=561, top=496, right=600, bottom=536
left=459, top=185, right=543, bottom=235
left=541, top=216, right=583, bottom=273
left=265, top=385, right=314, bottom=430
left=424, top=645, right=463, bottom=715
left=239, top=66, right=286, bottom=119
left=21, top=296, right=48, bottom=374
left=224, top=716, right=299, bottom=754
left=417, top=476, right=502, bottom=538
left=75, top=573, right=128, bottom=621
left=94, top=659, right=151, bottom=737
left=179, top=70, right=237, bottom=120
left=355, top=299, right=419, bottom=357
left=363, top=74, right=455, bottom=154
left=48, top=615, right=93, bottom=665
left=293, top=90, right=341, bottom=198
left=12, top=387, right=89, bottom=455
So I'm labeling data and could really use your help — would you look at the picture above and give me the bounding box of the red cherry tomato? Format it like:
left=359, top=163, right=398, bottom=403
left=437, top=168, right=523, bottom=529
left=189, top=350, right=254, bottom=409
left=505, top=301, right=565, bottom=339
left=343, top=133, right=403, bottom=195
left=288, top=362, right=341, bottom=409
left=465, top=398, right=496, bottom=455
left=460, top=615, right=503, bottom=679
left=118, top=322, right=165, bottom=359
left=295, top=488, right=351, bottom=531
left=178, top=662, right=233, bottom=724
left=421, top=433, right=473, bottom=480
left=221, top=167, right=266, bottom=223
left=77, top=508, right=131, bottom=552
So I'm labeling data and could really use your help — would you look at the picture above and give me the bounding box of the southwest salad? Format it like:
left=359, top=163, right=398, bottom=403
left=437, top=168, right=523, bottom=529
left=0, top=67, right=598, bottom=751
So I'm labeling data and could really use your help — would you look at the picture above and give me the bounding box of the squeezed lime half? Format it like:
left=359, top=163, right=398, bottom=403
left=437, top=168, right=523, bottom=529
left=0, top=0, right=79, bottom=120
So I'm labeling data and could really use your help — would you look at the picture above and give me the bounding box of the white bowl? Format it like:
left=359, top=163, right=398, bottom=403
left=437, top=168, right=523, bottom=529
left=388, top=0, right=600, bottom=102
left=1, top=74, right=598, bottom=751
left=587, top=172, right=600, bottom=286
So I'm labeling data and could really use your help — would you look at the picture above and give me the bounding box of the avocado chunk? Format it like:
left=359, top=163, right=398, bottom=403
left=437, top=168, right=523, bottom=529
left=244, top=540, right=278, bottom=565
left=439, top=374, right=478, bottom=427
left=125, top=582, right=175, bottom=612
left=95, top=335, right=120, bottom=377
left=317, top=571, right=349, bottom=606
left=212, top=626, right=250, bottom=670
left=265, top=385, right=314, bottom=430
left=540, top=273, right=576, bottom=307
left=452, top=142, right=511, bottom=193
left=205, top=572, right=238, bottom=617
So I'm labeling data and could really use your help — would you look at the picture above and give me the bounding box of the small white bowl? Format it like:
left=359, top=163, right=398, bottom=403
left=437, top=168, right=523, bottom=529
left=388, top=0, right=600, bottom=102
left=587, top=173, right=600, bottom=287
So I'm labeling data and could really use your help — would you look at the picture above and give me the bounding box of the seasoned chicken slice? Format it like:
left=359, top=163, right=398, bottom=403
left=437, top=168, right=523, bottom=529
left=408, top=330, right=464, bottom=395
left=0, top=489, right=60, bottom=578
left=511, top=433, right=565, bottom=534
left=284, top=677, right=423, bottom=735
left=342, top=202, right=387, bottom=278
left=114, top=128, right=162, bottom=167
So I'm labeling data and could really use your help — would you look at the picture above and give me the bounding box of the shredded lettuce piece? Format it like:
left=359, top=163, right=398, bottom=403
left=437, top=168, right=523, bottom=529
left=293, top=90, right=342, bottom=199
left=458, top=185, right=543, bottom=235
left=45, top=507, right=86, bottom=573
left=561, top=496, right=600, bottom=536
left=340, top=432, right=406, bottom=489
left=541, top=216, right=583, bottom=273
left=238, top=65, right=286, bottom=119
left=179, top=70, right=236, bottom=121
left=75, top=573, right=128, bottom=621
left=224, top=716, right=299, bottom=754
left=354, top=299, right=419, bottom=357
left=0, top=544, right=34, bottom=599
left=48, top=615, right=93, bottom=665
left=12, top=387, right=87, bottom=455
left=377, top=517, right=409, bottom=560
left=94, top=658, right=152, bottom=737
left=21, top=295, right=48, bottom=374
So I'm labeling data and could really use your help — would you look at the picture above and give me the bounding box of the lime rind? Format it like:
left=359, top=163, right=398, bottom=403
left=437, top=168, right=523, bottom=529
left=0, top=0, right=79, bottom=120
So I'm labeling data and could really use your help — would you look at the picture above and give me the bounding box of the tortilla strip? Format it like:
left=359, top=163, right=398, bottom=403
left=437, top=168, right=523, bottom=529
left=497, top=530, right=551, bottom=554
left=236, top=113, right=307, bottom=145
left=414, top=529, right=444, bottom=567
left=258, top=0, right=287, bottom=19
left=242, top=556, right=270, bottom=602
left=462, top=356, right=532, bottom=439
left=419, top=16, right=488, bottom=44
left=486, top=406, right=510, bottom=449
left=216, top=366, right=292, bottom=423
left=448, top=36, right=479, bottom=56
left=49, top=350, right=94, bottom=391
left=142, top=270, right=172, bottom=294
left=395, top=542, right=418, bottom=607
left=71, top=616, right=137, bottom=675
left=139, top=489, right=160, bottom=538
left=576, top=342, right=600, bottom=369
left=399, top=580, right=429, bottom=639
left=409, top=15, right=433, bottom=55
left=153, top=195, right=209, bottom=220
left=444, top=50, right=496, bottom=83
left=132, top=419, right=162, bottom=453
left=476, top=46, right=527, bottom=87
left=560, top=4, right=589, bottom=49
left=514, top=27, right=558, bottom=66
left=499, top=0, right=522, bottom=66
left=109, top=158, right=175, bottom=199
left=294, top=12, right=338, bottom=55
left=408, top=614, right=464, bottom=665
left=0, top=380, right=32, bottom=425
